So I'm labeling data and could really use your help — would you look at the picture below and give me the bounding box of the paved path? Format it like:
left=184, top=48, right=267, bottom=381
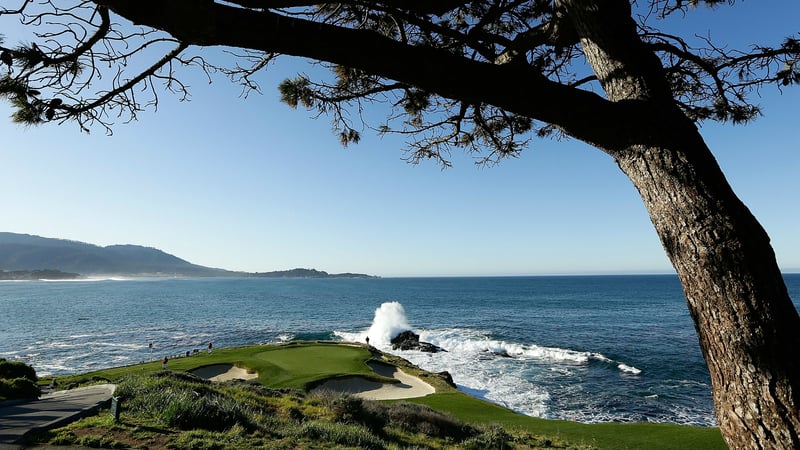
left=0, top=384, right=116, bottom=448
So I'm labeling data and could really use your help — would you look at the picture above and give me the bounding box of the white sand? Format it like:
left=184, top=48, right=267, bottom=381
left=190, top=364, right=259, bottom=382
left=312, top=361, right=435, bottom=400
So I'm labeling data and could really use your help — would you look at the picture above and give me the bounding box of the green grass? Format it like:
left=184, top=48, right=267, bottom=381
left=247, top=343, right=385, bottom=389
left=59, top=341, right=386, bottom=390
left=411, top=392, right=726, bottom=450
left=53, top=341, right=727, bottom=450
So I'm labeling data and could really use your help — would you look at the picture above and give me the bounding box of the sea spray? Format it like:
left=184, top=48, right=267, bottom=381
left=366, top=301, right=412, bottom=344
left=337, top=301, right=648, bottom=422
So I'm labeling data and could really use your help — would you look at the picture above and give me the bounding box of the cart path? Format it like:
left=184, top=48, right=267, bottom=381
left=0, top=384, right=116, bottom=448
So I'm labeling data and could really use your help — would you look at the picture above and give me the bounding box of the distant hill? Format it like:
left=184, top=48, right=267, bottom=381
left=0, top=232, right=376, bottom=278
left=0, top=232, right=233, bottom=277
left=251, top=268, right=377, bottom=279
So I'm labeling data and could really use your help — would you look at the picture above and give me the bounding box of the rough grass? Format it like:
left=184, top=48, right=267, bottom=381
left=43, top=370, right=576, bottom=449
left=411, top=392, right=727, bottom=450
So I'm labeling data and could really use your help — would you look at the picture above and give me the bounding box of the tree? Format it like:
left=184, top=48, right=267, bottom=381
left=1, top=1, right=798, bottom=447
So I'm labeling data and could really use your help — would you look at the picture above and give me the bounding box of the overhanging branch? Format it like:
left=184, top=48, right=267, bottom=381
left=221, top=0, right=470, bottom=16
left=93, top=0, right=633, bottom=149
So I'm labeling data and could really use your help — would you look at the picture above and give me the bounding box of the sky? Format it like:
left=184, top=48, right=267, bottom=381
left=0, top=2, right=798, bottom=277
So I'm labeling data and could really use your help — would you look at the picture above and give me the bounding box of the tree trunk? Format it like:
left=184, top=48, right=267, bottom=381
left=617, top=126, right=800, bottom=450
left=562, top=1, right=800, bottom=448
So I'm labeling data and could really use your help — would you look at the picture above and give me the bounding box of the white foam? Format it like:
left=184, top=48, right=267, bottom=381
left=365, top=302, right=412, bottom=345
left=335, top=301, right=649, bottom=420
left=618, top=363, right=642, bottom=375
left=41, top=276, right=130, bottom=282
left=277, top=333, right=293, bottom=342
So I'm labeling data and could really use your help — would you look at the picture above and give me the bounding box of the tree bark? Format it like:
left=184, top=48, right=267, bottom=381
left=616, top=132, right=800, bottom=450
left=561, top=1, right=800, bottom=448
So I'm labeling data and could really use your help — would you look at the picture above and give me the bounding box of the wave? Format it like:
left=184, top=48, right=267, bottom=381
left=618, top=363, right=643, bottom=375
left=334, top=301, right=647, bottom=422
left=365, top=302, right=411, bottom=344
left=38, top=276, right=131, bottom=282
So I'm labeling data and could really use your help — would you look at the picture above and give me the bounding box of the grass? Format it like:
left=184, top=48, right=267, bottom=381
left=56, top=341, right=387, bottom=390
left=45, top=341, right=727, bottom=450
left=411, top=393, right=726, bottom=450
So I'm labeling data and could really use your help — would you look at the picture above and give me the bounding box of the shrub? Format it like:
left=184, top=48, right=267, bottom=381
left=0, top=377, right=41, bottom=399
left=47, top=430, right=78, bottom=446
left=116, top=373, right=256, bottom=432
left=0, top=358, right=37, bottom=382
left=377, top=401, right=477, bottom=440
left=461, top=424, right=513, bottom=450
left=297, top=420, right=386, bottom=450
left=309, top=390, right=386, bottom=432
left=161, top=390, right=254, bottom=431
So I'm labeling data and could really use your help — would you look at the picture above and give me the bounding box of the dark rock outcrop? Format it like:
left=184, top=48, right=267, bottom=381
left=436, top=371, right=456, bottom=388
left=390, top=330, right=445, bottom=353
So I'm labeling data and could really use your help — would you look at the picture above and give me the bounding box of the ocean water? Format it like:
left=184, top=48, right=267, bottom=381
left=2, top=274, right=798, bottom=426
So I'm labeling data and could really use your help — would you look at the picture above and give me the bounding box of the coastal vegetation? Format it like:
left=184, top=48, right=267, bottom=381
left=0, top=358, right=40, bottom=400
left=0, top=269, right=80, bottom=281
left=32, top=342, right=726, bottom=449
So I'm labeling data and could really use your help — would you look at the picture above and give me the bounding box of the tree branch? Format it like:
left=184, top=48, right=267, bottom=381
left=221, top=0, right=470, bottom=16
left=93, top=0, right=636, bottom=150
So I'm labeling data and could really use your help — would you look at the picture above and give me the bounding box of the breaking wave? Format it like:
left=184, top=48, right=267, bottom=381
left=335, top=301, right=649, bottom=422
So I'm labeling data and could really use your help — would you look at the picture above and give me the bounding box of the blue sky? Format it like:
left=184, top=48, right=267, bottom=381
left=1, top=2, right=798, bottom=277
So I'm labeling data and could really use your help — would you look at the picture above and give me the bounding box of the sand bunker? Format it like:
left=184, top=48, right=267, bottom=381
left=312, top=361, right=435, bottom=400
left=190, top=364, right=258, bottom=382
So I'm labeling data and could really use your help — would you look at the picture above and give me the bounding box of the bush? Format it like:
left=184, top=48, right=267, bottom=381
left=46, top=430, right=78, bottom=446
left=0, top=377, right=41, bottom=400
left=161, top=390, right=254, bottom=431
left=377, top=401, right=477, bottom=440
left=298, top=420, right=386, bottom=450
left=461, top=424, right=513, bottom=450
left=115, top=373, right=256, bottom=432
left=309, top=390, right=386, bottom=432
left=0, top=358, right=37, bottom=382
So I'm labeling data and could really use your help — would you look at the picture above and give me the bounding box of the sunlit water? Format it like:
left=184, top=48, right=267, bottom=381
left=2, top=274, right=797, bottom=426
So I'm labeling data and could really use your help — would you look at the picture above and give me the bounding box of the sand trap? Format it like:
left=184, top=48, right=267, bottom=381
left=312, top=361, right=435, bottom=400
left=190, top=364, right=258, bottom=382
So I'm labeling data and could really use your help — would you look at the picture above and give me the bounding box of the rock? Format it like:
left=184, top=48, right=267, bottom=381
left=390, top=330, right=420, bottom=350
left=390, top=330, right=445, bottom=353
left=485, top=349, right=513, bottom=358
left=437, top=371, right=456, bottom=388
left=418, top=342, right=441, bottom=353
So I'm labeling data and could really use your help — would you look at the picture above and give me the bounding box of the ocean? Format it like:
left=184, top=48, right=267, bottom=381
left=2, top=274, right=798, bottom=427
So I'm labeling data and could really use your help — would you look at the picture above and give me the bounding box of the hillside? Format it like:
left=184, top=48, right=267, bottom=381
left=0, top=232, right=376, bottom=278
left=0, top=232, right=233, bottom=277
